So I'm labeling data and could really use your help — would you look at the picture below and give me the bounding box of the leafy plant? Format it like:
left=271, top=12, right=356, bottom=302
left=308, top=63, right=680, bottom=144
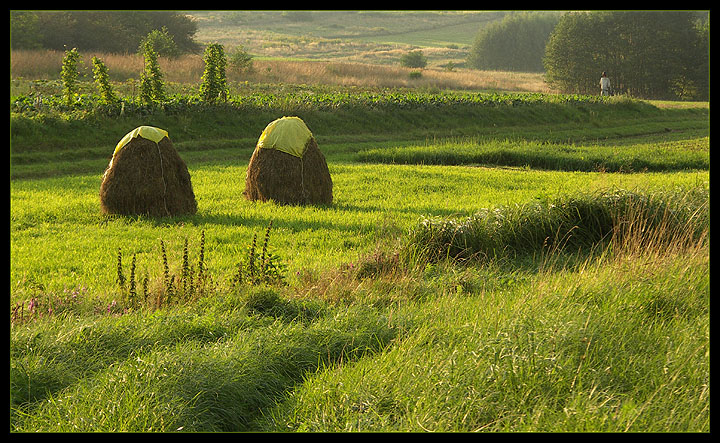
left=232, top=221, right=286, bottom=287
left=139, top=43, right=166, bottom=105
left=139, top=26, right=180, bottom=59
left=400, top=50, right=427, bottom=69
left=114, top=231, right=210, bottom=311
left=228, top=45, right=254, bottom=74
left=200, top=43, right=228, bottom=103
left=60, top=47, right=81, bottom=106
left=91, top=56, right=117, bottom=105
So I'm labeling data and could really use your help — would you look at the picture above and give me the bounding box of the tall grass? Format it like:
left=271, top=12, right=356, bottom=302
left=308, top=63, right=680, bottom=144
left=10, top=293, right=396, bottom=432
left=407, top=185, right=709, bottom=264
left=258, top=245, right=708, bottom=432
left=10, top=178, right=709, bottom=432
left=11, top=183, right=709, bottom=431
left=10, top=49, right=550, bottom=93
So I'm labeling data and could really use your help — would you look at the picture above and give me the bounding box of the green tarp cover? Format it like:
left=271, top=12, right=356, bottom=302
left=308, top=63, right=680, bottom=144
left=257, top=116, right=312, bottom=158
left=113, top=126, right=169, bottom=157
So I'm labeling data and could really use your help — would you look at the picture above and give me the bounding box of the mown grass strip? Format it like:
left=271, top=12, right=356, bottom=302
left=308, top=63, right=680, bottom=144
left=357, top=136, right=709, bottom=173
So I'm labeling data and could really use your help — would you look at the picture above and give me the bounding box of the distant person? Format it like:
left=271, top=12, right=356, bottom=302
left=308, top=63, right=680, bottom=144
left=600, top=72, right=611, bottom=96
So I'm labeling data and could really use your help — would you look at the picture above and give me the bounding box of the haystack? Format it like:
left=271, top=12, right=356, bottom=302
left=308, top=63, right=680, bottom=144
left=244, top=116, right=332, bottom=205
left=100, top=126, right=197, bottom=217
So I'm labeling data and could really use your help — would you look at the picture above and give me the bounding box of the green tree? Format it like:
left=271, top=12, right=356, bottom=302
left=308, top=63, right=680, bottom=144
left=543, top=12, right=600, bottom=95
left=10, top=11, right=200, bottom=54
left=544, top=11, right=708, bottom=100
left=400, top=50, right=427, bottom=69
left=10, top=11, right=42, bottom=49
left=228, top=45, right=254, bottom=74
left=139, top=27, right=180, bottom=59
left=467, top=12, right=560, bottom=72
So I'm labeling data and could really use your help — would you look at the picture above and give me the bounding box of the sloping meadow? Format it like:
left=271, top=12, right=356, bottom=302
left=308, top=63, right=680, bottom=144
left=10, top=90, right=709, bottom=432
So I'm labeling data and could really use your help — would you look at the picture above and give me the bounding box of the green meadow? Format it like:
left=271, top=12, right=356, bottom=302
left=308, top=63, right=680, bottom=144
left=10, top=87, right=709, bottom=432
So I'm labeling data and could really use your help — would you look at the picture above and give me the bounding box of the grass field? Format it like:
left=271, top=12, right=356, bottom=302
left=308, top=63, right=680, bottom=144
left=187, top=10, right=505, bottom=67
left=9, top=48, right=709, bottom=432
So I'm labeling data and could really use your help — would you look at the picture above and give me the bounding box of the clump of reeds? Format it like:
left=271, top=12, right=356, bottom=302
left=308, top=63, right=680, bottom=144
left=408, top=186, right=709, bottom=264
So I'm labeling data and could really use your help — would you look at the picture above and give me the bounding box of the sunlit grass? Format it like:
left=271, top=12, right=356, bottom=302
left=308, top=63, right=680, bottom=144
left=257, top=245, right=709, bottom=432
left=357, top=136, right=709, bottom=172
left=10, top=49, right=550, bottom=94
left=10, top=155, right=708, bottom=305
left=9, top=71, right=709, bottom=432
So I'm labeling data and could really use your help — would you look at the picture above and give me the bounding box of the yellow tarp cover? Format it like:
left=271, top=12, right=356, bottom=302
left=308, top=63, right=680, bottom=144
left=257, top=116, right=312, bottom=158
left=113, top=126, right=169, bottom=157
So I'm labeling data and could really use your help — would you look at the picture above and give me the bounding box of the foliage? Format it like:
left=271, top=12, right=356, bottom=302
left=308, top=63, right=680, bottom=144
left=91, top=56, right=118, bottom=105
left=138, top=26, right=180, bottom=59
left=544, top=11, right=709, bottom=100
left=400, top=50, right=427, bottom=69
left=228, top=45, right=254, bottom=73
left=60, top=47, right=80, bottom=107
left=199, top=43, right=229, bottom=103
left=467, top=11, right=560, bottom=72
left=10, top=84, right=623, bottom=120
left=113, top=231, right=212, bottom=311
left=231, top=222, right=286, bottom=288
left=10, top=10, right=200, bottom=54
left=9, top=11, right=42, bottom=50
left=139, top=44, right=166, bottom=105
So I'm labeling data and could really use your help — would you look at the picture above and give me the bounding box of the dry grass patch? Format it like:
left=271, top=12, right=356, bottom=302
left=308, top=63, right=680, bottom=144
left=11, top=49, right=550, bottom=93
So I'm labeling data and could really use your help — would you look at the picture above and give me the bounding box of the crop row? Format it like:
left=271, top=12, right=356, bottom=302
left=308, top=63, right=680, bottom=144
left=11, top=88, right=614, bottom=116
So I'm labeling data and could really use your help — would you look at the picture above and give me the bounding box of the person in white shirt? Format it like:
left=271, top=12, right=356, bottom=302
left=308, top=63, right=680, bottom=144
left=600, top=72, right=611, bottom=96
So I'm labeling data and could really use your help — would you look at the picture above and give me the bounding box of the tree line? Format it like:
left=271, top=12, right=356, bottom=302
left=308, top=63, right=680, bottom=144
left=467, top=11, right=561, bottom=73
left=468, top=11, right=708, bottom=100
left=10, top=10, right=200, bottom=55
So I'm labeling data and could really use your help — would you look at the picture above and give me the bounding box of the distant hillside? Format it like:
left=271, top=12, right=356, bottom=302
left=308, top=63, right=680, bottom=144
left=185, top=10, right=508, bottom=67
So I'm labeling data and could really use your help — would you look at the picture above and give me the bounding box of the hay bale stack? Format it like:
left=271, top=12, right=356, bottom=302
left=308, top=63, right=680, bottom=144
left=244, top=116, right=332, bottom=205
left=100, top=126, right=197, bottom=217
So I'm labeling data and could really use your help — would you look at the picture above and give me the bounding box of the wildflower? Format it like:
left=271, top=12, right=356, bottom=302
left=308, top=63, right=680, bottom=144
left=28, top=298, right=37, bottom=314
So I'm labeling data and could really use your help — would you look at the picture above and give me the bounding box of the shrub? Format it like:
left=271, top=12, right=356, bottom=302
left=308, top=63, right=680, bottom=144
left=228, top=45, right=254, bottom=74
left=138, top=27, right=180, bottom=59
left=400, top=50, right=427, bottom=69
